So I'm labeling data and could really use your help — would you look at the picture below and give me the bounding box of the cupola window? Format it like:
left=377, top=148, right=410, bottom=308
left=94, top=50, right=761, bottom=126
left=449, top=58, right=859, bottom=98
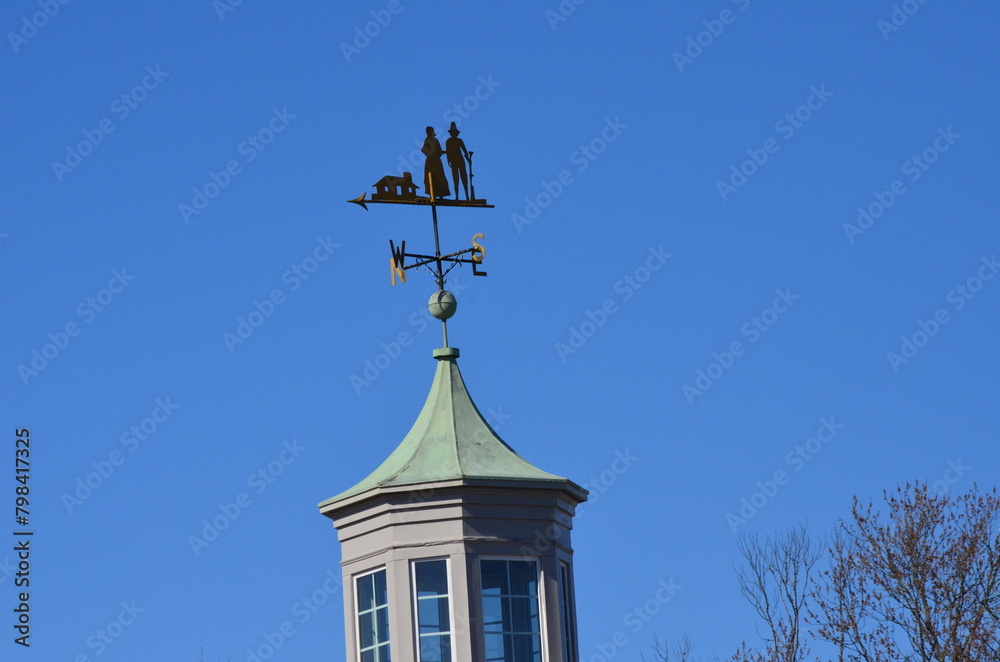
left=356, top=568, right=391, bottom=662
left=413, top=559, right=453, bottom=662
left=481, top=559, right=543, bottom=662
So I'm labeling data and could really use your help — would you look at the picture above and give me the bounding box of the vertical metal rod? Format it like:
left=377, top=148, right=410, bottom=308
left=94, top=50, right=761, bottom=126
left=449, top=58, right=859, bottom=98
left=431, top=202, right=444, bottom=289
left=430, top=192, right=449, bottom=347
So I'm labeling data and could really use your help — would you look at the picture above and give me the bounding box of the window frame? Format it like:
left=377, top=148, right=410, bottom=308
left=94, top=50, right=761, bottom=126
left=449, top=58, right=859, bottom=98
left=411, top=557, right=455, bottom=662
left=354, top=566, right=391, bottom=662
left=558, top=561, right=578, bottom=662
left=479, top=556, right=547, bottom=662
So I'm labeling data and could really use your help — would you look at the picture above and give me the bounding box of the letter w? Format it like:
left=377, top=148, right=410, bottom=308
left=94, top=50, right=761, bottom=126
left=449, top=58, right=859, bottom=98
left=390, top=240, right=407, bottom=285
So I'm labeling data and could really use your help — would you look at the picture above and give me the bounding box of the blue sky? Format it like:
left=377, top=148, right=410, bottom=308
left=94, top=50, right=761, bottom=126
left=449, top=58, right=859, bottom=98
left=2, top=1, right=999, bottom=660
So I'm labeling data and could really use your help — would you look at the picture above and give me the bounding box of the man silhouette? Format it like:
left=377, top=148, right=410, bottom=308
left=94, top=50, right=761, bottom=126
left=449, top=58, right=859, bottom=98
left=445, top=122, right=471, bottom=201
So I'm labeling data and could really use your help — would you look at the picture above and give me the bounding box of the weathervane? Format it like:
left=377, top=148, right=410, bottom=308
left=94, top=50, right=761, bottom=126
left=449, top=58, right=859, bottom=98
left=348, top=122, right=494, bottom=354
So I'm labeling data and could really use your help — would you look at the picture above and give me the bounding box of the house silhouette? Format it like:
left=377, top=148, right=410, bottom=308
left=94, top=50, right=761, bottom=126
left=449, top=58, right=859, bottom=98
left=372, top=172, right=419, bottom=201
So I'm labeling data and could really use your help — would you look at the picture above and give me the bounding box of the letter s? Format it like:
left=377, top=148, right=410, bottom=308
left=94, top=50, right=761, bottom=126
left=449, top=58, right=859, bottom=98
left=471, top=233, right=486, bottom=262
left=121, top=432, right=139, bottom=453
left=741, top=322, right=760, bottom=343
left=281, top=270, right=301, bottom=291
left=237, top=141, right=256, bottom=162
left=247, top=472, right=266, bottom=494
left=110, top=98, right=129, bottom=121
left=293, top=602, right=311, bottom=624
left=902, top=159, right=921, bottom=182
left=76, top=302, right=96, bottom=324
left=946, top=289, right=966, bottom=311
left=613, top=279, right=633, bottom=302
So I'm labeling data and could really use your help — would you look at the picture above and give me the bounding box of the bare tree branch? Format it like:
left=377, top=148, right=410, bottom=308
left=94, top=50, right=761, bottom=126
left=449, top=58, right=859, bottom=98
left=731, top=522, right=821, bottom=662
left=814, top=482, right=1000, bottom=662
left=652, top=482, right=1000, bottom=662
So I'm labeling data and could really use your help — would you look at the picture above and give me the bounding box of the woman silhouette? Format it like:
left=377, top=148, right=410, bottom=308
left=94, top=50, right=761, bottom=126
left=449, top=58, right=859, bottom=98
left=421, top=126, right=450, bottom=199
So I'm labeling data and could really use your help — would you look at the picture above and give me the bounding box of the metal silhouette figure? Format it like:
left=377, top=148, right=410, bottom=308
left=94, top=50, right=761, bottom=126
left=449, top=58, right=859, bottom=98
left=445, top=122, right=471, bottom=201
left=421, top=126, right=450, bottom=199
left=348, top=125, right=491, bottom=210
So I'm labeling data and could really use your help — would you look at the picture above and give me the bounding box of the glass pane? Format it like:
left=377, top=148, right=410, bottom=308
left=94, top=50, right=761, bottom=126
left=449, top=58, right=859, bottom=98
left=560, top=563, right=577, bottom=662
left=415, top=560, right=448, bottom=597
left=509, top=598, right=538, bottom=634
left=418, top=596, right=450, bottom=633
left=511, top=633, right=541, bottom=662
left=482, top=596, right=504, bottom=633
left=361, top=649, right=375, bottom=662
left=481, top=560, right=508, bottom=596
left=560, top=566, right=572, bottom=616
left=480, top=560, right=539, bottom=661
left=376, top=606, right=390, bottom=644
left=358, top=574, right=375, bottom=612
left=378, top=642, right=392, bottom=662
left=440, top=633, right=452, bottom=662
left=507, top=634, right=519, bottom=662
left=419, top=634, right=444, bottom=662
left=374, top=570, right=388, bottom=607
left=359, top=611, right=375, bottom=648
left=484, top=633, right=507, bottom=662
left=508, top=562, right=537, bottom=597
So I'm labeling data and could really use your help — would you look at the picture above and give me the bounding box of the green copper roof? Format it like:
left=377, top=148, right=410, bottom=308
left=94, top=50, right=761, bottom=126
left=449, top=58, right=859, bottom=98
left=321, top=354, right=567, bottom=507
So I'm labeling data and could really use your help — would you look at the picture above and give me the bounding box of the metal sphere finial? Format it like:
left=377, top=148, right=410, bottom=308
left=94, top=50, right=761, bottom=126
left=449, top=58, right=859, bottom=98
left=428, top=290, right=457, bottom=320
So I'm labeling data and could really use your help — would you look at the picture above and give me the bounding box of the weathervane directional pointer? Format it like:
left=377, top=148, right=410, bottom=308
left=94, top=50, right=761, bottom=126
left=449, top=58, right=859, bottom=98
left=347, top=123, right=493, bottom=353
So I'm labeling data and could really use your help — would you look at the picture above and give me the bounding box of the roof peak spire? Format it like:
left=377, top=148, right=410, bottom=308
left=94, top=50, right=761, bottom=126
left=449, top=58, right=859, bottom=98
left=319, top=352, right=573, bottom=509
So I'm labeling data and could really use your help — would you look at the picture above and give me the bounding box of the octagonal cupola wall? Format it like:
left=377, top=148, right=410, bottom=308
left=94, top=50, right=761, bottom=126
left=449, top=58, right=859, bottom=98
left=320, top=349, right=587, bottom=662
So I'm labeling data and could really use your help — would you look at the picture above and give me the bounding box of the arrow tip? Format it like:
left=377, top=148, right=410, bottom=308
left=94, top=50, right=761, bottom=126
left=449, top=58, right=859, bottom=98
left=347, top=193, right=368, bottom=210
